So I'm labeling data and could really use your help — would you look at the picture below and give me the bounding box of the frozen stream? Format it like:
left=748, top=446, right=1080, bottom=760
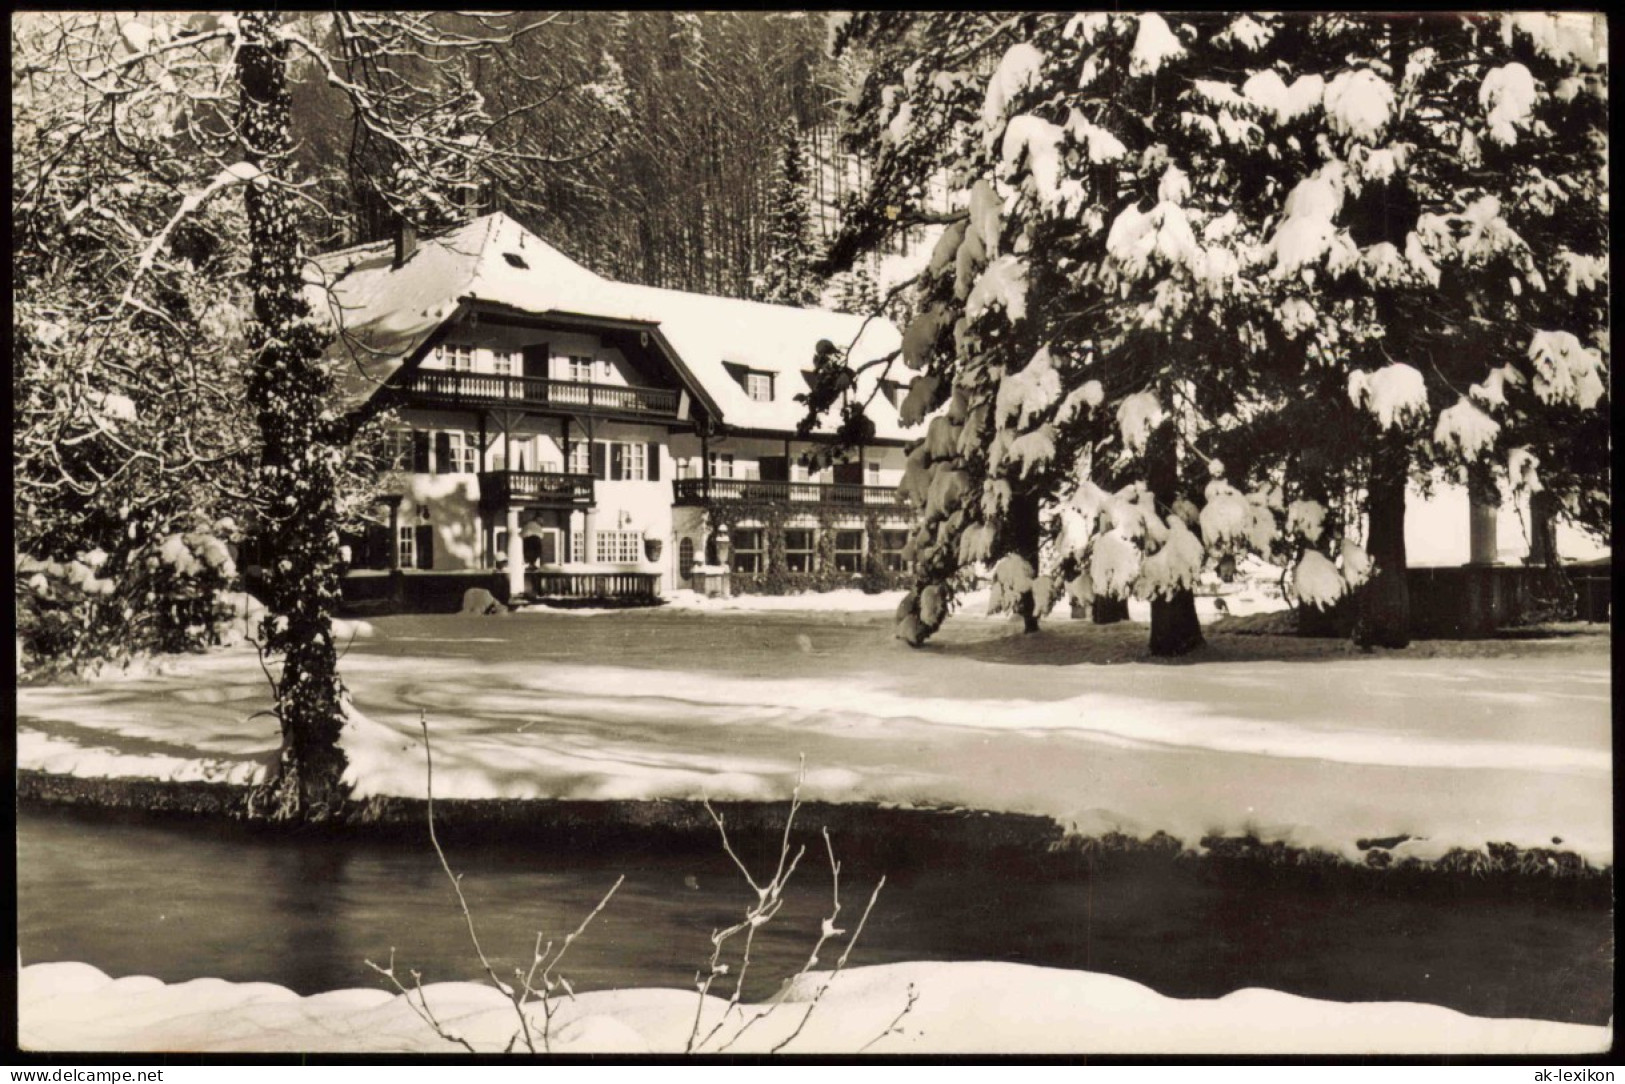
left=16, top=804, right=1613, bottom=1025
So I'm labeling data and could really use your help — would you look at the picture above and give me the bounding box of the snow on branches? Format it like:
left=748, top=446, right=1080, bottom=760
left=822, top=11, right=1608, bottom=649
left=1348, top=364, right=1428, bottom=430
left=1527, top=331, right=1607, bottom=410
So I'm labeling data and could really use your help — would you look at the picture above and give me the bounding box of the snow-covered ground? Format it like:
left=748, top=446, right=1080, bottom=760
left=15, top=607, right=1612, bottom=864
left=19, top=960, right=1608, bottom=1055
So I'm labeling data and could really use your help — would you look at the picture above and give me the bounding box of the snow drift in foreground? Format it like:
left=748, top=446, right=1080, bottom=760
left=19, top=960, right=1608, bottom=1056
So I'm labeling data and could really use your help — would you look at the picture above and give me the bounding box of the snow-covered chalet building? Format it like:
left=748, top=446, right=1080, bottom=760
left=307, top=212, right=917, bottom=607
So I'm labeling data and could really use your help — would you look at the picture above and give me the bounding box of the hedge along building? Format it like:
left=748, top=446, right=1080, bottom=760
left=305, top=212, right=916, bottom=606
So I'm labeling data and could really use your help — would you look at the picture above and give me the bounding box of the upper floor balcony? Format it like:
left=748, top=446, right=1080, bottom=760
left=673, top=477, right=911, bottom=513
left=478, top=470, right=595, bottom=510
left=394, top=369, right=682, bottom=422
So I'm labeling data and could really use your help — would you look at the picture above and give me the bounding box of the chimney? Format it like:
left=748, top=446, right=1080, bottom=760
left=394, top=217, right=418, bottom=268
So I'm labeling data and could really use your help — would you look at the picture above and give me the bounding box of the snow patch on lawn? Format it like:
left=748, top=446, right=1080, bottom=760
left=16, top=730, right=267, bottom=787
left=19, top=960, right=1608, bottom=1055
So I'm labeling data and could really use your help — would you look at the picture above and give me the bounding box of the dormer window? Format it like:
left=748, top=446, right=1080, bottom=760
left=879, top=378, right=907, bottom=409
left=724, top=362, right=774, bottom=402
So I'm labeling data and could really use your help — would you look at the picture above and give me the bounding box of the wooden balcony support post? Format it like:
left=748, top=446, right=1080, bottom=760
left=583, top=414, right=596, bottom=563
left=383, top=496, right=403, bottom=571
left=506, top=505, right=524, bottom=600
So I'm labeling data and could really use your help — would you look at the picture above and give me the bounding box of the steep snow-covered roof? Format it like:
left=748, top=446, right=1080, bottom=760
left=306, top=213, right=911, bottom=441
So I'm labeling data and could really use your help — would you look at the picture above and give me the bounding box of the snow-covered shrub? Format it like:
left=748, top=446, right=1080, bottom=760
left=15, top=520, right=242, bottom=681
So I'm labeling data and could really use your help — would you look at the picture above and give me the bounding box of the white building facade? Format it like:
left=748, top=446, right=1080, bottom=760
left=311, top=213, right=916, bottom=605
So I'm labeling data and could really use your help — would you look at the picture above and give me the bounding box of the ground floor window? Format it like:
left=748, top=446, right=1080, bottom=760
left=879, top=529, right=910, bottom=572
left=834, top=529, right=865, bottom=572
left=397, top=524, right=417, bottom=569
left=679, top=537, right=696, bottom=577
left=732, top=528, right=764, bottom=573
left=595, top=530, right=643, bottom=564
left=784, top=528, right=815, bottom=573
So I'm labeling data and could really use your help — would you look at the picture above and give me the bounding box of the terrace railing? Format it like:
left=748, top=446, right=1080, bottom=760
left=526, top=570, right=661, bottom=602
left=672, top=477, right=910, bottom=511
left=397, top=369, right=680, bottom=419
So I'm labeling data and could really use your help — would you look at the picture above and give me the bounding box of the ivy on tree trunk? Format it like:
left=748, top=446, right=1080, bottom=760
left=238, top=11, right=350, bottom=821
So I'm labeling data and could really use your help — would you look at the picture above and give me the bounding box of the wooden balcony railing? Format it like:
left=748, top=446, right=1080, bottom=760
left=526, top=570, right=661, bottom=602
left=479, top=470, right=594, bottom=509
left=672, top=477, right=910, bottom=510
left=397, top=369, right=681, bottom=419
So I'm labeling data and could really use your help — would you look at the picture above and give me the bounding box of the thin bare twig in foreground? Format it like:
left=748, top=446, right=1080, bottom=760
left=770, top=874, right=887, bottom=1054
left=859, top=983, right=920, bottom=1053
left=363, top=947, right=476, bottom=1053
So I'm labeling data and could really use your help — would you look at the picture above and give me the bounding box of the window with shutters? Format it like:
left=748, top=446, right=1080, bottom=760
left=450, top=432, right=478, bottom=474
left=784, top=528, right=815, bottom=573
left=601, top=441, right=653, bottom=481
left=397, top=525, right=416, bottom=569
left=732, top=528, right=764, bottom=574
left=619, top=442, right=647, bottom=481
left=594, top=531, right=642, bottom=563
left=433, top=431, right=478, bottom=474
left=879, top=529, right=911, bottom=572
left=435, top=343, right=475, bottom=372
left=382, top=429, right=413, bottom=470
left=834, top=530, right=865, bottom=572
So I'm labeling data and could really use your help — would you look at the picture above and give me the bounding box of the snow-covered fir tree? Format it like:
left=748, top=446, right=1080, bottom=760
left=816, top=12, right=1608, bottom=653
left=754, top=119, right=823, bottom=306
left=829, top=261, right=881, bottom=315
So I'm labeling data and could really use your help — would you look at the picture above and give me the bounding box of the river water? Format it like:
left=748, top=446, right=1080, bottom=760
left=17, top=805, right=1612, bottom=1025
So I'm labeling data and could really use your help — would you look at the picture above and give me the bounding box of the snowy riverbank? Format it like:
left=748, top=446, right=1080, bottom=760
left=18, top=959, right=1610, bottom=1055
left=15, top=609, right=1612, bottom=865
